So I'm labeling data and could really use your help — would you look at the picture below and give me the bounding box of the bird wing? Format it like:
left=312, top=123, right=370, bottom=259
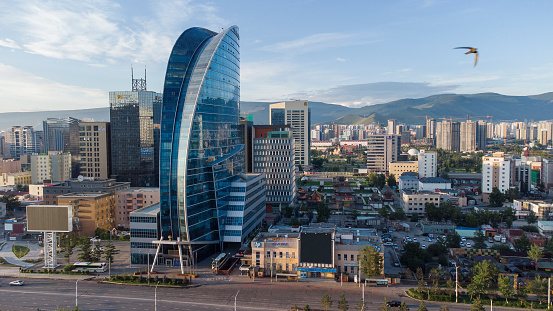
left=474, top=52, right=478, bottom=67
left=454, top=47, right=474, bottom=50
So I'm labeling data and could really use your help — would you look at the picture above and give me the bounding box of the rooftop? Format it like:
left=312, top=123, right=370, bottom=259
left=419, top=177, right=450, bottom=183
left=131, top=203, right=160, bottom=216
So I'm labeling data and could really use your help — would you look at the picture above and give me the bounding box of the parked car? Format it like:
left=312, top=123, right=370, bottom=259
left=387, top=301, right=401, bottom=307
left=9, top=280, right=24, bottom=286
left=466, top=242, right=471, bottom=248
left=384, top=242, right=394, bottom=246
left=413, top=238, right=417, bottom=242
left=421, top=244, right=427, bottom=249
left=461, top=237, right=466, bottom=242
left=394, top=261, right=400, bottom=267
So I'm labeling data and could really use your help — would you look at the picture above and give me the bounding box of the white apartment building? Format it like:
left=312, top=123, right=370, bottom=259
left=31, top=151, right=72, bottom=184
left=269, top=100, right=310, bottom=167
left=482, top=152, right=511, bottom=202
left=366, top=134, right=400, bottom=173
left=418, top=150, right=437, bottom=178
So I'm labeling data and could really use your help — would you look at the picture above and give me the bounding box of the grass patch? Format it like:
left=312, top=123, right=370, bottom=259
left=12, top=245, right=30, bottom=258
left=23, top=258, right=42, bottom=263
left=108, top=275, right=189, bottom=286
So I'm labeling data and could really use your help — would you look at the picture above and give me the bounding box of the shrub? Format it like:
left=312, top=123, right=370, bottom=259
left=63, top=265, right=75, bottom=272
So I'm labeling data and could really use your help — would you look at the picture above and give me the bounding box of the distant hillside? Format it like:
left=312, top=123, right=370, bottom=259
left=1, top=92, right=553, bottom=131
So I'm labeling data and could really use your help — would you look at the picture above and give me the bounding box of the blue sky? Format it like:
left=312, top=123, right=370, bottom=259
left=0, top=0, right=552, bottom=113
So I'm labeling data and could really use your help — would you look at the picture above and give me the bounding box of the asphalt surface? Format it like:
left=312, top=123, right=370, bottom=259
left=0, top=276, right=499, bottom=311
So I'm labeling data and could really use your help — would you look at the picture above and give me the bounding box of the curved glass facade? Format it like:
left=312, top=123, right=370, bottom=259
left=160, top=26, right=243, bottom=251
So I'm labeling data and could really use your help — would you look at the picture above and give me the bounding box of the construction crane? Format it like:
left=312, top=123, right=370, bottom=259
left=475, top=115, right=494, bottom=122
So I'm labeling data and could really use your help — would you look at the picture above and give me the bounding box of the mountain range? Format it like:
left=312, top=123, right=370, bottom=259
left=1, top=92, right=553, bottom=131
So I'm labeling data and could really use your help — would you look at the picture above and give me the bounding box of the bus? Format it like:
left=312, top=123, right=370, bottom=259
left=211, top=253, right=228, bottom=270
left=73, top=262, right=107, bottom=272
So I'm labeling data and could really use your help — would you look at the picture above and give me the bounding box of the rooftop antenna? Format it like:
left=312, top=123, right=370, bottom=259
left=131, top=64, right=147, bottom=91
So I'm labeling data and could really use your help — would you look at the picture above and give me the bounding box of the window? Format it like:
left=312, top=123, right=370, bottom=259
left=338, top=254, right=341, bottom=261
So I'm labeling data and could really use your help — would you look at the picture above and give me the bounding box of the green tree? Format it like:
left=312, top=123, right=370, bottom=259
left=303, top=305, right=311, bottom=311
left=91, top=243, right=102, bottom=262
left=470, top=298, right=484, bottom=311
left=513, top=234, right=532, bottom=253
left=417, top=301, right=427, bottom=311
left=526, top=275, right=548, bottom=304
left=368, top=172, right=378, bottom=187
left=283, top=205, right=294, bottom=218
left=321, top=292, right=333, bottom=311
left=292, top=304, right=298, bottom=311
left=526, top=210, right=538, bottom=224
left=505, top=187, right=520, bottom=202
left=439, top=307, right=449, bottom=311
left=387, top=174, right=397, bottom=188
left=544, top=237, right=553, bottom=254
left=355, top=299, right=366, bottom=311
left=77, top=239, right=93, bottom=262
left=375, top=174, right=386, bottom=189
left=60, top=232, right=78, bottom=264
left=425, top=203, right=442, bottom=222
left=473, top=229, right=487, bottom=249
left=103, top=241, right=120, bottom=264
left=467, top=260, right=498, bottom=299
left=358, top=245, right=383, bottom=277
left=489, top=187, right=505, bottom=207
left=398, top=301, right=409, bottom=311
left=379, top=298, right=390, bottom=311
left=316, top=203, right=331, bottom=223
left=444, top=231, right=461, bottom=248
left=350, top=209, right=360, bottom=220
left=338, top=292, right=348, bottom=311
left=498, top=275, right=515, bottom=304
left=528, top=243, right=543, bottom=270
left=0, top=194, right=20, bottom=216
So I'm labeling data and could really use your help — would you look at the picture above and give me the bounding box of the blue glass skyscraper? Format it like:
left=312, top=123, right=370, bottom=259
left=160, top=26, right=243, bottom=258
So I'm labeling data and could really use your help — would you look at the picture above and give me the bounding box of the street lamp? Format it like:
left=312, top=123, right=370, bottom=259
left=75, top=277, right=84, bottom=309
left=234, top=290, right=240, bottom=311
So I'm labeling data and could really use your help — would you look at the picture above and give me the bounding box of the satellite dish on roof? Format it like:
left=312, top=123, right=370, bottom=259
left=77, top=175, right=84, bottom=182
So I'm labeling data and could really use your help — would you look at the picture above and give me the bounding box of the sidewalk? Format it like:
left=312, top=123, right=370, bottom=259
left=0, top=267, right=97, bottom=280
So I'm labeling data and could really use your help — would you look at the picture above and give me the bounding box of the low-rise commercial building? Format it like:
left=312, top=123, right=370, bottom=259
left=398, top=174, right=419, bottom=190
left=538, top=221, right=553, bottom=237
left=389, top=161, right=418, bottom=179
left=57, top=192, right=115, bottom=236
left=115, top=187, right=160, bottom=229
left=43, top=178, right=130, bottom=205
left=129, top=203, right=160, bottom=265
left=401, top=190, right=448, bottom=216
left=0, top=172, right=31, bottom=187
left=419, top=177, right=451, bottom=191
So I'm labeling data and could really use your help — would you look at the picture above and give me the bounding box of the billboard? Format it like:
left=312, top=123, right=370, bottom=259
left=26, top=205, right=72, bottom=232
left=300, top=232, right=333, bottom=265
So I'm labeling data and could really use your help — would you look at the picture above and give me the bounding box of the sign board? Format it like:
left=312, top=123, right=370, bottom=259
left=26, top=205, right=72, bottom=232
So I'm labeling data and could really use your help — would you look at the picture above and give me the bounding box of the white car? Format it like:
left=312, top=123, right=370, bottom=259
left=384, top=242, right=394, bottom=246
left=9, top=280, right=24, bottom=286
left=466, top=242, right=472, bottom=248
left=460, top=241, right=465, bottom=247
left=461, top=237, right=466, bottom=242
left=413, top=238, right=417, bottom=242
left=421, top=244, right=427, bottom=249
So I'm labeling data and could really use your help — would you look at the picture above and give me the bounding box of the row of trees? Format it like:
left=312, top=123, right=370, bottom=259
left=60, top=231, right=119, bottom=264
left=0, top=194, right=20, bottom=217
left=424, top=201, right=519, bottom=228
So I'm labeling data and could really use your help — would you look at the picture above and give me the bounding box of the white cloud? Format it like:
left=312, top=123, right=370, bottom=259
left=0, top=38, right=21, bottom=49
left=0, top=63, right=106, bottom=112
left=336, top=58, right=346, bottom=62
left=0, top=0, right=226, bottom=64
left=261, top=32, right=376, bottom=54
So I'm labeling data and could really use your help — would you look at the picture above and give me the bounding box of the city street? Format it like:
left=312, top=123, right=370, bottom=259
left=0, top=276, right=496, bottom=310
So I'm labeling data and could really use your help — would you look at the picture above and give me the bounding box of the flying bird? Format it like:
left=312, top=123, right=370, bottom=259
left=455, top=47, right=478, bottom=67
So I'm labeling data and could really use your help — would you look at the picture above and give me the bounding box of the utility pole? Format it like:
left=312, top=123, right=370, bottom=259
left=455, top=263, right=459, bottom=303
left=549, top=277, right=551, bottom=309
left=340, top=272, right=342, bottom=286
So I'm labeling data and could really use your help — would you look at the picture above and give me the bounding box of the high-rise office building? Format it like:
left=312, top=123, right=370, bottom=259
left=418, top=150, right=437, bottom=178
left=436, top=120, right=460, bottom=151
left=9, top=126, right=43, bottom=159
left=269, top=100, right=311, bottom=167
left=366, top=134, right=400, bottom=173
left=160, top=26, right=244, bottom=259
left=476, top=120, right=488, bottom=151
left=252, top=125, right=296, bottom=213
left=239, top=117, right=254, bottom=173
left=78, top=122, right=111, bottom=179
left=460, top=120, right=477, bottom=152
left=110, top=89, right=161, bottom=187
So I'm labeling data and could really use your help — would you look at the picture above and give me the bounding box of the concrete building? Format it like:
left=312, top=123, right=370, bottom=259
left=538, top=221, right=553, bottom=237
left=251, top=231, right=300, bottom=277
left=0, top=172, right=31, bottom=187
left=419, top=177, right=452, bottom=191
left=436, top=120, right=460, bottom=152
left=421, top=222, right=455, bottom=235
left=224, top=174, right=266, bottom=243
left=387, top=119, right=397, bottom=135
left=115, top=187, right=160, bottom=229
left=252, top=125, right=295, bottom=213
left=401, top=190, right=447, bottom=216
left=476, top=121, right=488, bottom=151
left=269, top=100, right=311, bottom=167
left=129, top=203, right=160, bottom=265
left=43, top=178, right=130, bottom=205
left=43, top=117, right=80, bottom=177
left=389, top=161, right=418, bottom=179
left=57, top=192, right=115, bottom=236
left=28, top=184, right=44, bottom=199
left=30, top=151, right=72, bottom=184
left=78, top=122, right=111, bottom=179
left=366, top=134, right=400, bottom=173
left=311, top=141, right=334, bottom=151
left=460, top=120, right=477, bottom=152
left=418, top=150, right=437, bottom=178
left=399, top=174, right=419, bottom=190
left=482, top=152, right=512, bottom=203
left=0, top=159, right=21, bottom=174
left=542, top=158, right=553, bottom=190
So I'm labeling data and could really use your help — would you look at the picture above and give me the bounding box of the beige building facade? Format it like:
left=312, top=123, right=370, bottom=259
left=57, top=192, right=115, bottom=237
left=78, top=122, right=110, bottom=179
left=389, top=161, right=418, bottom=179
left=115, top=187, right=160, bottom=229
left=0, top=172, right=31, bottom=187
